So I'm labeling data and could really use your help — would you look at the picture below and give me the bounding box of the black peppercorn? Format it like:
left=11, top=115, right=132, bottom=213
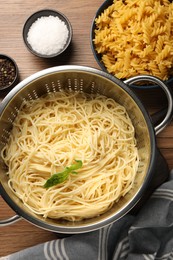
left=0, top=56, right=18, bottom=90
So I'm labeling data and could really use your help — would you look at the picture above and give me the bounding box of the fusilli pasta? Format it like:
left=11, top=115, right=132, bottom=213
left=93, top=0, right=173, bottom=81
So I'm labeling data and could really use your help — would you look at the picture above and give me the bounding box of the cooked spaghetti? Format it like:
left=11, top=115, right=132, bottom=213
left=1, top=91, right=139, bottom=221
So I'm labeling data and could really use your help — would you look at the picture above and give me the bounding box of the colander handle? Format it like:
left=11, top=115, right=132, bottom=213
left=0, top=214, right=21, bottom=226
left=124, top=75, right=173, bottom=135
left=0, top=189, right=22, bottom=226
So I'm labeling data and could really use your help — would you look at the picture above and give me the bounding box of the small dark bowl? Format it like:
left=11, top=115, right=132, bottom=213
left=90, top=0, right=173, bottom=89
left=0, top=54, right=19, bottom=91
left=23, top=9, right=73, bottom=58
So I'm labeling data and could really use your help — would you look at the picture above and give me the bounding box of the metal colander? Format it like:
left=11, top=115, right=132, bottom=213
left=0, top=65, right=172, bottom=233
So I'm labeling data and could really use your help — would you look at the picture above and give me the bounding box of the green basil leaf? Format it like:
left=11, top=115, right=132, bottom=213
left=43, top=160, right=83, bottom=189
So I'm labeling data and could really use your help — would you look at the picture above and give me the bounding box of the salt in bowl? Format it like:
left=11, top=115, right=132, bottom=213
left=23, top=9, right=73, bottom=58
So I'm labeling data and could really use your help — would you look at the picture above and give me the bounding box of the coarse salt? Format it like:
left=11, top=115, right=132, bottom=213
left=27, top=15, right=69, bottom=55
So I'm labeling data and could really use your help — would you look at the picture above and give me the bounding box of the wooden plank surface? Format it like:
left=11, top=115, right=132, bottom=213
left=0, top=0, right=173, bottom=257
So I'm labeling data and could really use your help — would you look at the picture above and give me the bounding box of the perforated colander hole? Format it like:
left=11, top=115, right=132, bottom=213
left=10, top=111, right=17, bottom=118
left=0, top=140, right=6, bottom=146
left=14, top=106, right=20, bottom=113
left=27, top=93, right=34, bottom=101
left=51, top=81, right=56, bottom=93
left=67, top=78, right=72, bottom=92
left=74, top=78, right=78, bottom=92
left=90, top=82, right=95, bottom=94
left=1, top=129, right=11, bottom=144
left=7, top=117, right=13, bottom=124
left=3, top=129, right=10, bottom=135
left=1, top=134, right=9, bottom=142
left=45, top=83, right=51, bottom=93
left=57, top=80, right=63, bottom=92
left=22, top=97, right=27, bottom=104
left=96, top=86, right=101, bottom=95
left=32, top=89, right=39, bottom=99
left=79, top=79, right=84, bottom=93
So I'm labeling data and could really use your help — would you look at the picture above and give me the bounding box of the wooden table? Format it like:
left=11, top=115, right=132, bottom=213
left=0, top=0, right=173, bottom=257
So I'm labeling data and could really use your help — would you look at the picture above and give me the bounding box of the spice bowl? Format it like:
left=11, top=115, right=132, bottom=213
left=23, top=9, right=73, bottom=58
left=0, top=54, right=19, bottom=91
